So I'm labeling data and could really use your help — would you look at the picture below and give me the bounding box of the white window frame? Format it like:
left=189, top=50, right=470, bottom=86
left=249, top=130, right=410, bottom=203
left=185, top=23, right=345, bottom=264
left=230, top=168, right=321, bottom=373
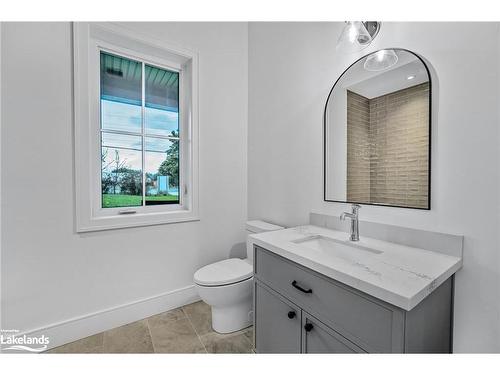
left=74, top=23, right=199, bottom=232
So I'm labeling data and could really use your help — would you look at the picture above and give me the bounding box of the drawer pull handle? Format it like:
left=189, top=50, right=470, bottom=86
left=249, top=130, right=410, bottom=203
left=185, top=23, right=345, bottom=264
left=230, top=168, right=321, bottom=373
left=287, top=311, right=296, bottom=319
left=292, top=280, right=312, bottom=294
left=304, top=323, right=314, bottom=332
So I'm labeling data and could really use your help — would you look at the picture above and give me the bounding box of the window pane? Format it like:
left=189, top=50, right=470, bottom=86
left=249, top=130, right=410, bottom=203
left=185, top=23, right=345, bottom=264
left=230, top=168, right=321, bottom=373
left=145, top=64, right=179, bottom=136
left=145, top=137, right=179, bottom=205
left=100, top=52, right=142, bottom=133
left=101, top=133, right=143, bottom=208
left=101, top=100, right=142, bottom=133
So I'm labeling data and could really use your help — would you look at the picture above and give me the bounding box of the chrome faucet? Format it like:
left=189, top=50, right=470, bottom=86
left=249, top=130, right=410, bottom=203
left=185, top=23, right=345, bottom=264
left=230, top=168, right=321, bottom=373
left=340, top=204, right=361, bottom=241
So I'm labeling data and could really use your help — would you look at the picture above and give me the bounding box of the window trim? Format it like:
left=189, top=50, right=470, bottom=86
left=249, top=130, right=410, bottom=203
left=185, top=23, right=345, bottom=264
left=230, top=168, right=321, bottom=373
left=74, top=23, right=199, bottom=232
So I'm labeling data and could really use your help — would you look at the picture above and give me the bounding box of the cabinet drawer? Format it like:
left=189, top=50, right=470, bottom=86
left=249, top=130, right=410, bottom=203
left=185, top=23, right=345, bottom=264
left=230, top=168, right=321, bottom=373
left=254, top=246, right=404, bottom=352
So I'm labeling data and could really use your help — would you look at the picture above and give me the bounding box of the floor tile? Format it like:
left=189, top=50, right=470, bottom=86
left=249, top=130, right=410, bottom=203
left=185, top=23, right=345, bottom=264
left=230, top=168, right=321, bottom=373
left=243, top=326, right=254, bottom=345
left=200, top=331, right=254, bottom=354
left=103, top=320, right=154, bottom=353
left=182, top=301, right=212, bottom=336
left=45, top=333, right=104, bottom=354
left=148, top=315, right=205, bottom=353
left=148, top=308, right=186, bottom=325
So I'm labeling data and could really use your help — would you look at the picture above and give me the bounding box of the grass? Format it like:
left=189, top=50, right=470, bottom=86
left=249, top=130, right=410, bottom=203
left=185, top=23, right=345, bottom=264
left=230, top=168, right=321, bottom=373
left=102, top=194, right=179, bottom=208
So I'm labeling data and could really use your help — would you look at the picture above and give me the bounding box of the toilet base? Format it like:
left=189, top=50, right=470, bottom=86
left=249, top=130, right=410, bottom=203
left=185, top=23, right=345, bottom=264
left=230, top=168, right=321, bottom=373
left=195, top=277, right=253, bottom=334
left=212, top=301, right=252, bottom=334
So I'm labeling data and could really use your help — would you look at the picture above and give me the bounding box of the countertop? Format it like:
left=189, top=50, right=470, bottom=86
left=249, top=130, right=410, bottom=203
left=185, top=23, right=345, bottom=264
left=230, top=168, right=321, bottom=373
left=249, top=225, right=462, bottom=311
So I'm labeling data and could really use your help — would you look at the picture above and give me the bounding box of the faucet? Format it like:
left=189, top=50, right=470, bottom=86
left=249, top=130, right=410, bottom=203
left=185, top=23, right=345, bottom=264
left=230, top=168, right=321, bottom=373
left=340, top=204, right=361, bottom=241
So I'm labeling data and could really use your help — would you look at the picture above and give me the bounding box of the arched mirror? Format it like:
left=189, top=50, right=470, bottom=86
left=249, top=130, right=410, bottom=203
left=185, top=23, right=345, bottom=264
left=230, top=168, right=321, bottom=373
left=324, top=49, right=431, bottom=209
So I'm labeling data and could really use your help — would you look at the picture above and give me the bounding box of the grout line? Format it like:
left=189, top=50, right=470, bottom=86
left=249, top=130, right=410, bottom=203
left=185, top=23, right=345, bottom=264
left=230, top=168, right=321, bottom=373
left=184, top=314, right=208, bottom=353
left=102, top=330, right=108, bottom=353
left=96, top=332, right=105, bottom=354
left=182, top=305, right=208, bottom=353
left=145, top=318, right=156, bottom=354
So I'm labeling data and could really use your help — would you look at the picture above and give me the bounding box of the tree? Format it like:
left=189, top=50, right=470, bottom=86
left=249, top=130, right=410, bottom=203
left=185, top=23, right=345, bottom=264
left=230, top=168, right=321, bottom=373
left=101, top=149, right=114, bottom=193
left=116, top=168, right=142, bottom=195
left=158, top=130, right=179, bottom=188
left=101, top=148, right=141, bottom=195
left=101, top=148, right=125, bottom=194
left=101, top=173, right=114, bottom=194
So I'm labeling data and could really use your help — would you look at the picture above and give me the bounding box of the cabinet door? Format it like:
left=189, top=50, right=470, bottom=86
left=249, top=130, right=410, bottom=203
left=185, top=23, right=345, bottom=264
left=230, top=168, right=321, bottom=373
left=255, top=282, right=301, bottom=353
left=302, top=313, right=365, bottom=353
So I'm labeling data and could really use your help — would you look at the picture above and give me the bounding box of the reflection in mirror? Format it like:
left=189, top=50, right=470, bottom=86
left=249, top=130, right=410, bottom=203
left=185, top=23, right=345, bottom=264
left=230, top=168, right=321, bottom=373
left=325, top=49, right=430, bottom=209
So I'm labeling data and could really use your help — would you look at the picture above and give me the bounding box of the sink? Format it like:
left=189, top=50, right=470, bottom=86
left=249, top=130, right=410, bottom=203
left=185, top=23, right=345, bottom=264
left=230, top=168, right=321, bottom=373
left=292, top=235, right=383, bottom=255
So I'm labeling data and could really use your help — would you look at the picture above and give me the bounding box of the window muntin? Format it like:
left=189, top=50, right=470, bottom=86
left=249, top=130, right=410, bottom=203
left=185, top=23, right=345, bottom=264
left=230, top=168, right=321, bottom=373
left=100, top=51, right=180, bottom=209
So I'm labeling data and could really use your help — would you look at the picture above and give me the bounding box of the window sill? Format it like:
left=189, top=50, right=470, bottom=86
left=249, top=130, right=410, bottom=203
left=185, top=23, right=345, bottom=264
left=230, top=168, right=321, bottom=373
left=76, top=210, right=200, bottom=233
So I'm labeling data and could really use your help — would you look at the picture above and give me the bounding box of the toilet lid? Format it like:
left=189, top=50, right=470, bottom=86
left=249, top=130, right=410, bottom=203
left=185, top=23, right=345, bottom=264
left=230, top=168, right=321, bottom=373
left=194, top=258, right=253, bottom=287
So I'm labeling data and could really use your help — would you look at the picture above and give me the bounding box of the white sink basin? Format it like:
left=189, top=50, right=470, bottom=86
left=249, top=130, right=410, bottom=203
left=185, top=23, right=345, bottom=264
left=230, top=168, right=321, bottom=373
left=292, top=235, right=384, bottom=255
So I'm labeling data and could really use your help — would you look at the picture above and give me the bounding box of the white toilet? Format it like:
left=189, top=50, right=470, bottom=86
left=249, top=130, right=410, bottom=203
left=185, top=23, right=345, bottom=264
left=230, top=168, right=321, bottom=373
left=194, top=220, right=284, bottom=333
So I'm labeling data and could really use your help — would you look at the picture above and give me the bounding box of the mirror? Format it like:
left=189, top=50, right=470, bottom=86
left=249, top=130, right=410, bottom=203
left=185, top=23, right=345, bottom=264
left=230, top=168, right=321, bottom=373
left=324, top=49, right=431, bottom=209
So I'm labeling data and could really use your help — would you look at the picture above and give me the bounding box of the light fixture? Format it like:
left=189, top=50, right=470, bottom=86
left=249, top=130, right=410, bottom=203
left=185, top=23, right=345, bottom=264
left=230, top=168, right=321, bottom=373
left=407, top=75, right=416, bottom=80
left=336, top=21, right=381, bottom=53
left=363, top=49, right=399, bottom=71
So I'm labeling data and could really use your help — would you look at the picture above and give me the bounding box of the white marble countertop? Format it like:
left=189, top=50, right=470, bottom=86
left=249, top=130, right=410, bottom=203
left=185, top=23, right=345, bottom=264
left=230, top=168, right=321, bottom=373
left=249, top=225, right=462, bottom=311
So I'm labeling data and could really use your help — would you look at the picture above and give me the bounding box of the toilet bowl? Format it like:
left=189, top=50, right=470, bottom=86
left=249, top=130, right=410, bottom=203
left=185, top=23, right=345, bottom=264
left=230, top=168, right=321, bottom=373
left=194, top=220, right=284, bottom=334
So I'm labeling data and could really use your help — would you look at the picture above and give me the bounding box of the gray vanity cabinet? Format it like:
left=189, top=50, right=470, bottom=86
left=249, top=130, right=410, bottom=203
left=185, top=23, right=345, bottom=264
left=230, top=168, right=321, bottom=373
left=253, top=246, right=454, bottom=353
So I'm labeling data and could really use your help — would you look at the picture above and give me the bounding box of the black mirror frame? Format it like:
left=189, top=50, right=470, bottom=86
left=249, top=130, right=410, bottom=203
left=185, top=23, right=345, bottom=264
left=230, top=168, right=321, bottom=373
left=323, top=48, right=432, bottom=210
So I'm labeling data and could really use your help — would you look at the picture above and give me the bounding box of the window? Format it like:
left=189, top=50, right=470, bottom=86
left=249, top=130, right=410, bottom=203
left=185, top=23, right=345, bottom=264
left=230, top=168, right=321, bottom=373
left=74, top=23, right=199, bottom=231
left=100, top=52, right=180, bottom=208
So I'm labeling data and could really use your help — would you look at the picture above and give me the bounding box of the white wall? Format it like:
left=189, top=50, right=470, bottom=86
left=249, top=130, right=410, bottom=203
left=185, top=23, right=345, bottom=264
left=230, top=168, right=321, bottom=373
left=1, top=22, right=248, bottom=340
left=248, top=22, right=500, bottom=352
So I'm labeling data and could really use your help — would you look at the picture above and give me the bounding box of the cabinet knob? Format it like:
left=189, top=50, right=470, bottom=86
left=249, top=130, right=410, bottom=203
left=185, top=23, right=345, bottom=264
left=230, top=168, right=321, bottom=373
left=304, top=323, right=314, bottom=332
left=287, top=311, right=296, bottom=319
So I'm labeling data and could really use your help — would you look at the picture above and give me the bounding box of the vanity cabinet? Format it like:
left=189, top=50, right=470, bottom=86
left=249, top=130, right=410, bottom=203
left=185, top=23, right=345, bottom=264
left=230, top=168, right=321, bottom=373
left=253, top=246, right=454, bottom=353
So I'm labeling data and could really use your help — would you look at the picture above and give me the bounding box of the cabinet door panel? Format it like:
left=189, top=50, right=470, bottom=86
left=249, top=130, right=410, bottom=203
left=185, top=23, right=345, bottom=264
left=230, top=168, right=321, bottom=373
left=302, top=313, right=364, bottom=353
left=255, top=282, right=301, bottom=353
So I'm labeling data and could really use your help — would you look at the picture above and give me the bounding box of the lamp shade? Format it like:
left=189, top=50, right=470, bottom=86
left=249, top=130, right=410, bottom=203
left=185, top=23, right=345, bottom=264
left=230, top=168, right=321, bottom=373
left=363, top=49, right=399, bottom=71
left=336, top=22, right=373, bottom=53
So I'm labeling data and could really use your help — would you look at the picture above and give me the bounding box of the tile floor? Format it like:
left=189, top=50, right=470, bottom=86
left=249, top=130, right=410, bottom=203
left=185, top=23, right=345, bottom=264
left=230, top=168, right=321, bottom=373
left=45, top=301, right=254, bottom=354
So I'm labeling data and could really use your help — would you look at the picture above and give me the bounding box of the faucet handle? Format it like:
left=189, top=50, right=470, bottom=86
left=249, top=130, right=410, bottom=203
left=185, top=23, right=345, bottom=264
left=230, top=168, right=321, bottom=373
left=351, top=204, right=361, bottom=214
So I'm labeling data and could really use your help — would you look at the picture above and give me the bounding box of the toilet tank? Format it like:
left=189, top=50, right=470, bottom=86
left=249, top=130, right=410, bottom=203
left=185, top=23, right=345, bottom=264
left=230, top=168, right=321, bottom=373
left=246, top=220, right=284, bottom=264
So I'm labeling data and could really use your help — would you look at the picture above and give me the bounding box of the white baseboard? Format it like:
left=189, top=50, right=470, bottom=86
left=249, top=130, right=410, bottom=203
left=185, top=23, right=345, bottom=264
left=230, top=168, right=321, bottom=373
left=16, top=285, right=200, bottom=351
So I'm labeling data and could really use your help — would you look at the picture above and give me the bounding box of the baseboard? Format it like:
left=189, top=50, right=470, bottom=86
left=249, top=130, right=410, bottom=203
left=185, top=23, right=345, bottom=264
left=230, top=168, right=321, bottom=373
left=13, top=285, right=200, bottom=351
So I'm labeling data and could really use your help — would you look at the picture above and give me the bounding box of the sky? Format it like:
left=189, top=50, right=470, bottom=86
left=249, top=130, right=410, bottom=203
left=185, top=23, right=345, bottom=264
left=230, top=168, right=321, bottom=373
left=101, top=100, right=179, bottom=176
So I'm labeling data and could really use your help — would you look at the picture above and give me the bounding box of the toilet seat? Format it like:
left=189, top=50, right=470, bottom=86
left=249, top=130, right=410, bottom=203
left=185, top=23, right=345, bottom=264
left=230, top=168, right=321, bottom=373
left=194, top=258, right=253, bottom=287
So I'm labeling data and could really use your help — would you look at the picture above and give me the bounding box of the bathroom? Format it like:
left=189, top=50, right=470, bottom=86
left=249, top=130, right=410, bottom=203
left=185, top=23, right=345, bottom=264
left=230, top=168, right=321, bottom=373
left=1, top=2, right=500, bottom=374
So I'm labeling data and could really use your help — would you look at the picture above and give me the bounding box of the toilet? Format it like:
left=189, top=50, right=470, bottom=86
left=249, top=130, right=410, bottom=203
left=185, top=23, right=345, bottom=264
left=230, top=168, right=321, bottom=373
left=194, top=220, right=284, bottom=334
